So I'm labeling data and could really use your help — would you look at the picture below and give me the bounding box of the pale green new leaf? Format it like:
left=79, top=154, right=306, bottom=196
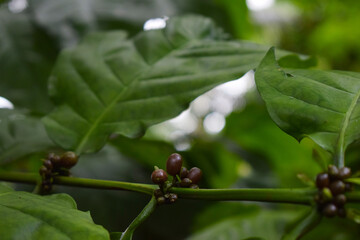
left=43, top=15, right=293, bottom=154
left=255, top=48, right=360, bottom=166
left=0, top=185, right=109, bottom=240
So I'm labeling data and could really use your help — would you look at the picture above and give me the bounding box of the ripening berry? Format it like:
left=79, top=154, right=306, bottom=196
left=43, top=160, right=53, bottom=170
left=60, top=151, right=78, bottom=169
left=316, top=173, right=330, bottom=189
left=151, top=169, right=168, bottom=184
left=334, top=194, right=346, bottom=206
left=322, top=203, right=337, bottom=218
left=166, top=153, right=183, bottom=176
left=187, top=167, right=202, bottom=184
left=328, top=165, right=339, bottom=179
left=338, top=167, right=352, bottom=179
left=180, top=178, right=192, bottom=187
left=39, top=166, right=51, bottom=177
left=180, top=167, right=189, bottom=179
left=169, top=193, right=178, bottom=203
left=329, top=180, right=345, bottom=195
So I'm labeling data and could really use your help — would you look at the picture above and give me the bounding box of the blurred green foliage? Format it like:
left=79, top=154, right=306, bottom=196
left=1, top=0, right=360, bottom=239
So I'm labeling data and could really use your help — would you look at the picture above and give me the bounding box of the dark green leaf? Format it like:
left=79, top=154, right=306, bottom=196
left=0, top=109, right=55, bottom=166
left=110, top=232, right=123, bottom=240
left=43, top=15, right=288, bottom=154
left=0, top=185, right=110, bottom=240
left=189, top=204, right=298, bottom=240
left=282, top=207, right=321, bottom=240
left=0, top=8, right=56, bottom=113
left=255, top=48, right=360, bottom=166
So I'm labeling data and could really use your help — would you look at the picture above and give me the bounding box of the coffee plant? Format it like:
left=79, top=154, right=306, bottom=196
left=1, top=1, right=360, bottom=239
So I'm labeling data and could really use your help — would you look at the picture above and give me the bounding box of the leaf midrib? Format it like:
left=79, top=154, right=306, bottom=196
left=336, top=89, right=360, bottom=167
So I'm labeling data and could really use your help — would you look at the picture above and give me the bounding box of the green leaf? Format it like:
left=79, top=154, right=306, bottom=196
left=282, top=207, right=322, bottom=240
left=43, top=15, right=289, bottom=154
left=255, top=48, right=360, bottom=167
left=110, top=232, right=123, bottom=240
left=345, top=178, right=360, bottom=185
left=0, top=188, right=110, bottom=239
left=0, top=8, right=56, bottom=113
left=189, top=204, right=298, bottom=240
left=0, top=109, right=55, bottom=166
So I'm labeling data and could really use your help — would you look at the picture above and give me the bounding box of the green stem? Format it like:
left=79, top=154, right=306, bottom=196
left=1, top=171, right=360, bottom=204
left=171, top=187, right=317, bottom=205
left=120, top=196, right=157, bottom=240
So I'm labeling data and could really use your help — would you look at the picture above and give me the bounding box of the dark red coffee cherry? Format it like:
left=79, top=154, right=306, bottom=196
left=337, top=208, right=347, bottom=218
left=322, top=203, right=337, bottom=218
left=338, top=167, right=352, bottom=179
left=334, top=194, right=346, bottom=206
left=166, top=153, right=183, bottom=176
left=180, top=167, right=189, bottom=179
left=39, top=166, right=51, bottom=177
left=43, top=160, right=53, bottom=170
left=180, top=178, right=192, bottom=187
left=316, top=173, right=330, bottom=189
left=345, top=183, right=353, bottom=192
left=329, top=180, right=345, bottom=195
left=60, top=151, right=78, bottom=169
left=187, top=167, right=202, bottom=184
left=151, top=169, right=168, bottom=184
left=328, top=165, right=339, bottom=179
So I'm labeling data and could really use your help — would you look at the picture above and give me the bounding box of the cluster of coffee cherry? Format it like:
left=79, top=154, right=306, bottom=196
left=39, top=151, right=78, bottom=193
left=151, top=153, right=202, bottom=205
left=315, top=165, right=353, bottom=218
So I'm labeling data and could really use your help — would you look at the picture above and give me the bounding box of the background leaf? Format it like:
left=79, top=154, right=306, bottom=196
left=0, top=185, right=110, bottom=240
left=255, top=48, right=360, bottom=166
left=0, top=109, right=55, bottom=167
left=43, top=15, right=292, bottom=155
left=0, top=8, right=57, bottom=113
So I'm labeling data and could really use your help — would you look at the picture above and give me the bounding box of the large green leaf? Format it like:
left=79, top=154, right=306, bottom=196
left=255, top=48, right=360, bottom=167
left=0, top=185, right=109, bottom=240
left=0, top=8, right=56, bottom=113
left=0, top=109, right=55, bottom=167
left=188, top=203, right=299, bottom=240
left=43, top=15, right=293, bottom=154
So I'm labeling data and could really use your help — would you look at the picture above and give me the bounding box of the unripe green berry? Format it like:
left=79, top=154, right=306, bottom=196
left=187, top=167, right=202, bottom=184
left=157, top=196, right=166, bottom=205
left=166, top=153, right=183, bottom=176
left=151, top=169, right=168, bottom=184
left=328, top=165, right=339, bottom=179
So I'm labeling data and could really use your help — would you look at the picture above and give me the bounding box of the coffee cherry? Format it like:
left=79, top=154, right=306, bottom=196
left=345, top=183, right=353, bottom=192
left=166, top=153, right=183, bottom=176
left=328, top=165, right=339, bottom=179
left=49, top=154, right=62, bottom=169
left=180, top=167, right=189, bottom=179
left=316, top=173, right=330, bottom=189
left=187, top=167, right=202, bottom=184
left=60, top=151, right=78, bottom=169
left=154, top=189, right=163, bottom=198
left=322, top=203, right=337, bottom=218
left=329, top=180, right=345, bottom=195
left=43, top=160, right=53, bottom=170
left=157, top=196, right=166, bottom=205
left=337, top=208, right=347, bottom=218
left=180, top=178, right=192, bottom=187
left=39, top=166, right=51, bottom=177
left=338, top=167, right=352, bottom=179
left=334, top=194, right=346, bottom=206
left=151, top=169, right=168, bottom=184
left=169, top=193, right=178, bottom=203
